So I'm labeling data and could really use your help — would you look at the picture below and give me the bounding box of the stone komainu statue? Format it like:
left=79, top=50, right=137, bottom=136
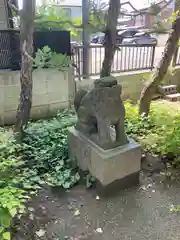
left=74, top=76, right=129, bottom=150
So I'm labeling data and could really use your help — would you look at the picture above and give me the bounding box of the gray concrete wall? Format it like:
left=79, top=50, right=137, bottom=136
left=77, top=71, right=150, bottom=103
left=0, top=0, right=8, bottom=29
left=0, top=68, right=75, bottom=125
left=77, top=68, right=180, bottom=102
left=1, top=67, right=179, bottom=125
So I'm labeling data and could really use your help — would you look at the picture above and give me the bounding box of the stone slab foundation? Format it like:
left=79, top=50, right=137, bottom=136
left=68, top=127, right=141, bottom=196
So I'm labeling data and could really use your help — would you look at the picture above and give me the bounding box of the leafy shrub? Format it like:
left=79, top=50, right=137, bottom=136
left=0, top=111, right=80, bottom=239
left=22, top=110, right=80, bottom=189
left=125, top=101, right=180, bottom=164
left=0, top=129, right=30, bottom=240
left=0, top=111, right=79, bottom=238
left=34, top=46, right=71, bottom=70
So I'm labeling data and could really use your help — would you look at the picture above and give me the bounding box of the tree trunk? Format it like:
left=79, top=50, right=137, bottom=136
left=139, top=8, right=180, bottom=116
left=173, top=0, right=180, bottom=66
left=14, top=0, right=35, bottom=140
left=100, top=0, right=120, bottom=78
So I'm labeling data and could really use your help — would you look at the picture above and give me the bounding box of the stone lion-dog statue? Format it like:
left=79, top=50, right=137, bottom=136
left=74, top=76, right=129, bottom=150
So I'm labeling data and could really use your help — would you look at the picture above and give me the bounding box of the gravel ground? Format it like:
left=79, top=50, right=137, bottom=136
left=13, top=156, right=180, bottom=240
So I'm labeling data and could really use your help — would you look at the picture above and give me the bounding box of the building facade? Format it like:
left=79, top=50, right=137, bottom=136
left=42, top=0, right=82, bottom=20
left=132, top=0, right=174, bottom=28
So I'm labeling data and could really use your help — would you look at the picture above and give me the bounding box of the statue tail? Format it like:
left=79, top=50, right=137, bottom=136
left=74, top=89, right=87, bottom=112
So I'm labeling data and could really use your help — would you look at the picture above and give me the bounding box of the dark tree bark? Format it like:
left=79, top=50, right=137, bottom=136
left=173, top=0, right=180, bottom=66
left=139, top=8, right=180, bottom=116
left=14, top=0, right=35, bottom=140
left=100, top=0, right=120, bottom=78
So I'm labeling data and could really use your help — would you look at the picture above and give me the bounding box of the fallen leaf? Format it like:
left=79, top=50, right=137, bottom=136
left=40, top=205, right=45, bottom=210
left=74, top=209, right=80, bottom=216
left=35, top=229, right=46, bottom=238
left=170, top=204, right=175, bottom=212
left=166, top=172, right=172, bottom=176
left=28, top=207, right=35, bottom=212
left=138, top=185, right=146, bottom=191
left=29, top=213, right=34, bottom=220
left=96, top=228, right=103, bottom=233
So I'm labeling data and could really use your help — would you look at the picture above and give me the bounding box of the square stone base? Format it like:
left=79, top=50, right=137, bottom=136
left=68, top=127, right=141, bottom=191
left=96, top=172, right=140, bottom=197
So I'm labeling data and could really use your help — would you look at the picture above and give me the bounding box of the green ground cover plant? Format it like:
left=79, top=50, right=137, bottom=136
left=1, top=102, right=180, bottom=239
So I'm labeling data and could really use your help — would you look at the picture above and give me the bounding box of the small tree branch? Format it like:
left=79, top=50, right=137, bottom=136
left=119, top=11, right=146, bottom=17
left=120, top=1, right=145, bottom=14
left=160, top=0, right=173, bottom=10
left=22, top=41, right=34, bottom=62
left=8, top=0, right=20, bottom=14
left=34, top=0, right=174, bottom=34
left=119, top=0, right=173, bottom=17
left=90, top=0, right=109, bottom=11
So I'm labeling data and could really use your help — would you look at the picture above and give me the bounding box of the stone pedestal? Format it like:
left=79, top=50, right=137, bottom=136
left=68, top=127, right=141, bottom=194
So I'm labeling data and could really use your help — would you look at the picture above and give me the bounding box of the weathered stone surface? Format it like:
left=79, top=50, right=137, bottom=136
left=68, top=127, right=141, bottom=187
left=96, top=172, right=140, bottom=197
left=94, top=77, right=118, bottom=88
left=158, top=85, right=177, bottom=95
left=73, top=76, right=128, bottom=150
left=69, top=76, right=141, bottom=192
left=165, top=93, right=180, bottom=101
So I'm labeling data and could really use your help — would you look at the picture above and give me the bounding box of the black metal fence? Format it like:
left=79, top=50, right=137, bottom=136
left=73, top=44, right=156, bottom=77
left=0, top=30, right=20, bottom=70
left=33, top=30, right=71, bottom=55
left=0, top=29, right=71, bottom=70
left=2, top=29, right=180, bottom=76
left=175, top=48, right=180, bottom=66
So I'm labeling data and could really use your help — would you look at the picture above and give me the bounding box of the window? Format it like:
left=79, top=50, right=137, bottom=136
left=62, top=8, right=72, bottom=19
left=134, top=32, right=150, bottom=37
left=144, top=33, right=150, bottom=37
left=122, top=30, right=138, bottom=37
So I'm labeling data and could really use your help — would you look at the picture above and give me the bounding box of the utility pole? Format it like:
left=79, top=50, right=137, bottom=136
left=82, top=0, right=90, bottom=78
left=173, top=0, right=176, bottom=11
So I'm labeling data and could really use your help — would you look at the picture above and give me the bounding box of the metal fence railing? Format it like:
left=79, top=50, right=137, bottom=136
left=73, top=44, right=156, bottom=78
left=175, top=48, right=180, bottom=66
left=0, top=30, right=20, bottom=70
left=0, top=29, right=71, bottom=70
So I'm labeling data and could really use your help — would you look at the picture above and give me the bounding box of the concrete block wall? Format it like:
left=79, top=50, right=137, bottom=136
left=77, top=71, right=150, bottom=103
left=0, top=68, right=75, bottom=125
left=1, top=66, right=179, bottom=125
left=77, top=68, right=180, bottom=102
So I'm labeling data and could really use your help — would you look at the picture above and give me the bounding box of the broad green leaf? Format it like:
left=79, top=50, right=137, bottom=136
left=62, top=182, right=71, bottom=189
left=2, top=232, right=11, bottom=240
left=9, top=208, right=17, bottom=217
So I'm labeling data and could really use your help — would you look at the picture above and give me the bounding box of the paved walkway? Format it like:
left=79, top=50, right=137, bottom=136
left=14, top=163, right=180, bottom=240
